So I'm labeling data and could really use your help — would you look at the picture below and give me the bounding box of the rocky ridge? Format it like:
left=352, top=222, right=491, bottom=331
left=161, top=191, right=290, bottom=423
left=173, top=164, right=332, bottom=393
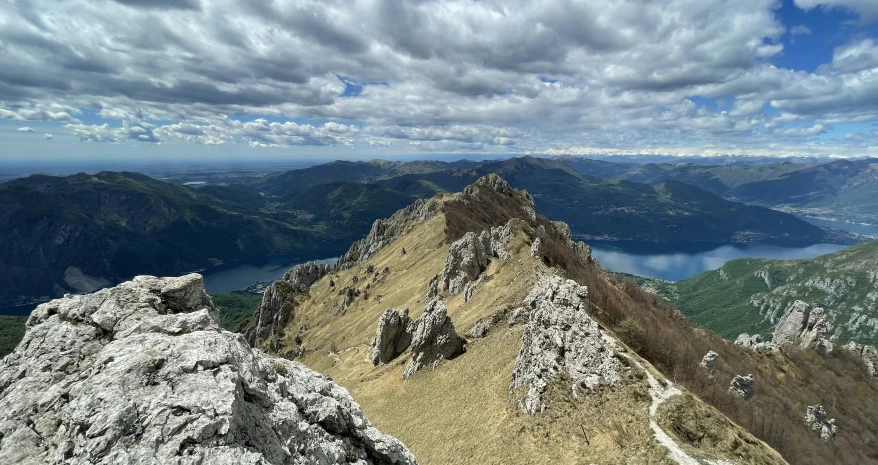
left=770, top=300, right=834, bottom=354
left=0, top=274, right=416, bottom=465
left=336, top=198, right=439, bottom=270
left=245, top=262, right=331, bottom=350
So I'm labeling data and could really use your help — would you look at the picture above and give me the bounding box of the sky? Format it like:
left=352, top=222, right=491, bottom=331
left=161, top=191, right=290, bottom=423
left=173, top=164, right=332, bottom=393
left=1, top=0, right=878, bottom=162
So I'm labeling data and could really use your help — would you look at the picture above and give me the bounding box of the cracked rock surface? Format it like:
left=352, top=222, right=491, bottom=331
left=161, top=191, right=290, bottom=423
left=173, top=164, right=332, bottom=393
left=510, top=275, right=621, bottom=415
left=0, top=274, right=417, bottom=465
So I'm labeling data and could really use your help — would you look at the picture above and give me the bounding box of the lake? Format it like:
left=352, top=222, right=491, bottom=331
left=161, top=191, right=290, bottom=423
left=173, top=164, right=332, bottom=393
left=589, top=241, right=849, bottom=282
left=200, top=253, right=340, bottom=294
left=0, top=253, right=341, bottom=316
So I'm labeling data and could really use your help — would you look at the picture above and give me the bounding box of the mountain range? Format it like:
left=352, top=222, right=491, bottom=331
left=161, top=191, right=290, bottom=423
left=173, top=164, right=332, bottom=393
left=560, top=156, right=878, bottom=224
left=0, top=156, right=863, bottom=307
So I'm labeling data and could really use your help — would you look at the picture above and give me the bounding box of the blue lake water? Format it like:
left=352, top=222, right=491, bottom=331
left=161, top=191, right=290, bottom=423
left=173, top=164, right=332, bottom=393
left=200, top=254, right=339, bottom=294
left=0, top=253, right=341, bottom=316
left=589, top=241, right=849, bottom=282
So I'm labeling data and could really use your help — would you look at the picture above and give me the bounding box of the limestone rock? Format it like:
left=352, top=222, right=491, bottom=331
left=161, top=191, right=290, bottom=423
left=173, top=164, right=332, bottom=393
left=426, top=274, right=439, bottom=300
left=403, top=298, right=466, bottom=378
left=440, top=232, right=489, bottom=294
left=510, top=276, right=621, bottom=415
left=530, top=237, right=544, bottom=260
left=463, top=283, right=477, bottom=303
left=771, top=300, right=834, bottom=354
left=479, top=221, right=515, bottom=260
left=729, top=374, right=755, bottom=399
left=371, top=309, right=413, bottom=366
left=805, top=405, right=838, bottom=441
left=700, top=351, right=718, bottom=377
left=573, top=241, right=592, bottom=263
left=336, top=199, right=437, bottom=270
left=461, top=174, right=537, bottom=222
left=734, top=333, right=780, bottom=353
left=246, top=262, right=331, bottom=349
left=843, top=342, right=878, bottom=378
left=0, top=275, right=417, bottom=465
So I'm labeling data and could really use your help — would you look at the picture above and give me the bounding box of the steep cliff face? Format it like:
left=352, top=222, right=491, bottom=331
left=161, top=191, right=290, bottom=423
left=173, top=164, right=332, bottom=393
left=0, top=274, right=416, bottom=465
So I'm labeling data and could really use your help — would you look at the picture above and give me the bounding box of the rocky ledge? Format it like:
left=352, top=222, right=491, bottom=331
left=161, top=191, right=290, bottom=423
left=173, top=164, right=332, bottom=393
left=0, top=274, right=416, bottom=465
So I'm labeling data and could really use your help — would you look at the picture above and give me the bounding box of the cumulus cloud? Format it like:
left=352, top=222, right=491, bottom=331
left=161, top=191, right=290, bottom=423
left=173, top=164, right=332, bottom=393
left=16, top=127, right=34, bottom=132
left=0, top=0, right=875, bottom=155
left=45, top=133, right=53, bottom=139
left=794, top=0, right=878, bottom=21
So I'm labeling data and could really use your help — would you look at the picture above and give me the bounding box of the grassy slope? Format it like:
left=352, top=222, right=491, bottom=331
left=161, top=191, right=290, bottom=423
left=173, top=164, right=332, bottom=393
left=271, top=212, right=782, bottom=465
left=646, top=240, right=878, bottom=344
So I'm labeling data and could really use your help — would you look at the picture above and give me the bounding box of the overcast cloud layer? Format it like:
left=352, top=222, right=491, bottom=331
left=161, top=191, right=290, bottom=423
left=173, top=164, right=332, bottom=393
left=1, top=0, right=877, bottom=157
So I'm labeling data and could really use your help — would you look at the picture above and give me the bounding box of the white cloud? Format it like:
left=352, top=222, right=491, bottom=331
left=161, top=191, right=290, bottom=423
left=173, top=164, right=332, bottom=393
left=794, top=0, right=878, bottom=21
left=16, top=127, right=34, bottom=132
left=0, top=0, right=875, bottom=156
left=45, top=133, right=53, bottom=139
left=790, top=25, right=812, bottom=35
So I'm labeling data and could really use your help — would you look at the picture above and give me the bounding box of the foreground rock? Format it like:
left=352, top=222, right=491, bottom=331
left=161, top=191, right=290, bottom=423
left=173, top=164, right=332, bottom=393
left=805, top=405, right=838, bottom=441
left=246, top=261, right=331, bottom=349
left=771, top=300, right=834, bottom=354
left=403, top=298, right=466, bottom=378
left=729, top=374, right=755, bottom=399
left=0, top=274, right=417, bottom=465
left=371, top=309, right=413, bottom=366
left=843, top=342, right=878, bottom=378
left=510, top=276, right=621, bottom=415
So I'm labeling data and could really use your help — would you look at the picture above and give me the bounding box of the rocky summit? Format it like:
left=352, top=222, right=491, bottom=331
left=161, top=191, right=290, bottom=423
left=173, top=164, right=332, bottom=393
left=0, top=274, right=415, bottom=465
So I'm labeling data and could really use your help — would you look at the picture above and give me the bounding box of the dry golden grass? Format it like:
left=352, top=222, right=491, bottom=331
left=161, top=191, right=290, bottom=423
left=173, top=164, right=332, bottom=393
left=284, top=211, right=786, bottom=465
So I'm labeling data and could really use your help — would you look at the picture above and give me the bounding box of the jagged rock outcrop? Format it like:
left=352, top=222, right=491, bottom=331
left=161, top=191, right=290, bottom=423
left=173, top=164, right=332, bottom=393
left=462, top=174, right=537, bottom=222
left=805, top=405, right=838, bottom=441
left=426, top=274, right=439, bottom=300
left=729, top=374, right=755, bottom=399
left=530, top=237, right=544, bottom=259
left=463, top=283, right=477, bottom=303
left=0, top=274, right=417, bottom=465
left=371, top=309, right=413, bottom=366
left=403, top=298, right=466, bottom=378
left=439, top=232, right=490, bottom=294
left=246, top=262, right=331, bottom=349
left=439, top=221, right=517, bottom=295
left=771, top=300, right=834, bottom=354
left=843, top=342, right=878, bottom=378
left=510, top=276, right=621, bottom=415
left=479, top=221, right=515, bottom=260
left=336, top=199, right=438, bottom=270
left=734, top=333, right=780, bottom=353
left=572, top=241, right=592, bottom=263
left=700, top=351, right=718, bottom=377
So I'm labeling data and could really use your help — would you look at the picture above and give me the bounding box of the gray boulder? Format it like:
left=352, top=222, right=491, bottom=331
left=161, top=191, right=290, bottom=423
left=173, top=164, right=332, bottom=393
left=734, top=333, right=780, bottom=353
left=805, top=405, right=838, bottom=441
left=530, top=237, right=544, bottom=260
left=403, top=298, right=466, bottom=378
left=0, top=274, right=417, bottom=465
left=510, top=276, right=621, bottom=415
left=700, top=351, right=718, bottom=377
left=370, top=309, right=413, bottom=366
left=843, top=342, right=878, bottom=378
left=463, top=282, right=477, bottom=303
left=439, top=232, right=489, bottom=294
left=771, top=300, right=834, bottom=354
left=573, top=241, right=592, bottom=263
left=729, top=374, right=755, bottom=399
